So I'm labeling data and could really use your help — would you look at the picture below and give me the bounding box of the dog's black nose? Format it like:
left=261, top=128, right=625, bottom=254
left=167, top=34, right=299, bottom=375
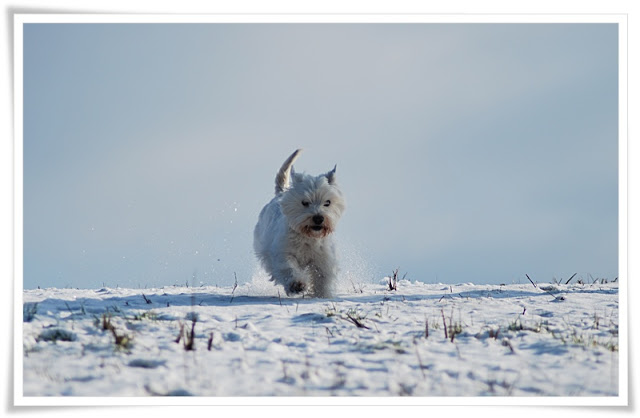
left=312, top=215, right=324, bottom=225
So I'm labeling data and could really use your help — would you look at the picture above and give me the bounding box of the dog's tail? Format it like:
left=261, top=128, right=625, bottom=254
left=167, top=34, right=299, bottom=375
left=275, top=149, right=302, bottom=195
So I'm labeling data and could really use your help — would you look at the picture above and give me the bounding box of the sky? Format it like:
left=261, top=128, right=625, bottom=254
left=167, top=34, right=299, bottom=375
left=22, top=22, right=619, bottom=290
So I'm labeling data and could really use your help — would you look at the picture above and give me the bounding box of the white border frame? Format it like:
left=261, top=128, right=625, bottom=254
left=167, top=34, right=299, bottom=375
left=13, top=13, right=628, bottom=407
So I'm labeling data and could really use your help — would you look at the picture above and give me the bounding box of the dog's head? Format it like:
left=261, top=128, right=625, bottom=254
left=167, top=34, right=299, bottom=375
left=279, top=166, right=345, bottom=238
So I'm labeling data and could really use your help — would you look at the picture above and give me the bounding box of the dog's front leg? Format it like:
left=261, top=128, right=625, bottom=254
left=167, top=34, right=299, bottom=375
left=274, top=256, right=312, bottom=295
left=308, top=260, right=337, bottom=298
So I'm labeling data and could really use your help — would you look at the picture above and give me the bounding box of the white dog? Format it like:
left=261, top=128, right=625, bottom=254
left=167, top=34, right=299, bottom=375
left=254, top=149, right=345, bottom=298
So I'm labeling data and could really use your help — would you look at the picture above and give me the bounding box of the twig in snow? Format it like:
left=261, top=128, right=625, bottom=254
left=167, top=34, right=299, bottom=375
left=565, top=273, right=577, bottom=285
left=525, top=274, right=536, bottom=288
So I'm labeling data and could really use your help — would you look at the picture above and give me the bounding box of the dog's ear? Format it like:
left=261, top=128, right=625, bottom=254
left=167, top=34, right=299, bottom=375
left=326, top=165, right=337, bottom=185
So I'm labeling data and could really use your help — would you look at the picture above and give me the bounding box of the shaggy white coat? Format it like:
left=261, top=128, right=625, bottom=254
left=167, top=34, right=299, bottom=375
left=254, top=149, right=345, bottom=298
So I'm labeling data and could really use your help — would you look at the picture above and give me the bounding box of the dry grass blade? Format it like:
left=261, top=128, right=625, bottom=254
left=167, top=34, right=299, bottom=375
left=388, top=268, right=398, bottom=291
left=526, top=274, right=566, bottom=301
left=229, top=273, right=238, bottom=304
left=109, top=326, right=132, bottom=349
left=101, top=313, right=112, bottom=331
left=183, top=319, right=196, bottom=351
left=100, top=313, right=132, bottom=349
left=425, top=316, right=429, bottom=339
left=175, top=323, right=184, bottom=344
left=540, top=287, right=565, bottom=301
left=441, top=309, right=448, bottom=340
left=345, top=312, right=370, bottom=329
left=414, top=343, right=426, bottom=378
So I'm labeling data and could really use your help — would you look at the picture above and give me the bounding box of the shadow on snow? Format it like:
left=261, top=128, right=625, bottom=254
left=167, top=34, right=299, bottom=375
left=23, top=284, right=617, bottom=317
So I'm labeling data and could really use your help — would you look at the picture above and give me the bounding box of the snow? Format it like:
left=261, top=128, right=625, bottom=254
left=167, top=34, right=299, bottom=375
left=19, top=276, right=621, bottom=403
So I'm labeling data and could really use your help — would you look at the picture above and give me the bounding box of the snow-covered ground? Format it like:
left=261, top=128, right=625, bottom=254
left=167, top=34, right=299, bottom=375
left=20, top=276, right=621, bottom=401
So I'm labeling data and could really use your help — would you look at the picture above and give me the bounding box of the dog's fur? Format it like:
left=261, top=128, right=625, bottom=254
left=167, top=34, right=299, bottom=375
left=253, top=149, right=345, bottom=298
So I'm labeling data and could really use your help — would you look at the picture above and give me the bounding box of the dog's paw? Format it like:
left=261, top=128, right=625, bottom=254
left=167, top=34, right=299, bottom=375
left=288, top=281, right=307, bottom=294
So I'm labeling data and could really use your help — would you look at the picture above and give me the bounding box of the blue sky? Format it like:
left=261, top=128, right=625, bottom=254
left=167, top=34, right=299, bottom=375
left=22, top=23, right=619, bottom=289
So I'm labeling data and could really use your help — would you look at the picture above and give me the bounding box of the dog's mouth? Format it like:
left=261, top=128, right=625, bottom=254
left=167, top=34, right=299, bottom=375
left=301, top=224, right=332, bottom=237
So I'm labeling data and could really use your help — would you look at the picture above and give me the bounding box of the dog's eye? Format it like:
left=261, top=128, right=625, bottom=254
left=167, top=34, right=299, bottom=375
left=324, top=200, right=331, bottom=207
left=302, top=201, right=310, bottom=207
